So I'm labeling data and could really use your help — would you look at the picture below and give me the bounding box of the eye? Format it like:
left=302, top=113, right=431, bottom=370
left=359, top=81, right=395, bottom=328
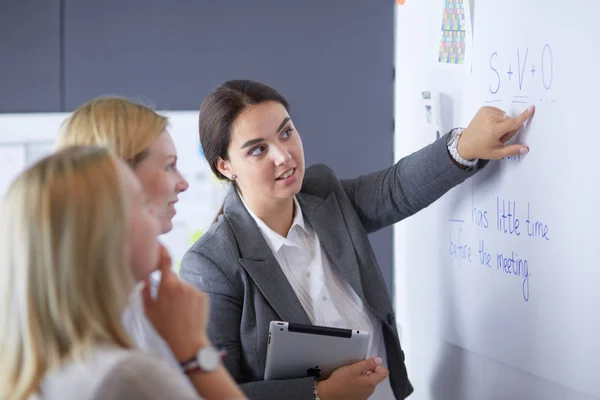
left=281, top=128, right=294, bottom=139
left=249, top=145, right=266, bottom=157
left=166, top=162, right=176, bottom=171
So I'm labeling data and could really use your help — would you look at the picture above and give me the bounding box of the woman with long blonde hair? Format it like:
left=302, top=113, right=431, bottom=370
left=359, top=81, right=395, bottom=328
left=56, top=97, right=192, bottom=370
left=0, top=146, right=244, bottom=399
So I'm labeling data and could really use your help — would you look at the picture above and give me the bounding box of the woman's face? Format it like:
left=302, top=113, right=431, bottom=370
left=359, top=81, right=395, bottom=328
left=134, top=131, right=189, bottom=234
left=217, top=101, right=305, bottom=207
left=121, top=162, right=160, bottom=281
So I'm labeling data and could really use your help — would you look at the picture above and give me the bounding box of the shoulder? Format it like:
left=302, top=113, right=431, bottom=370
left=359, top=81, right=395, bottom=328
left=187, top=213, right=237, bottom=256
left=95, top=351, right=197, bottom=399
left=180, top=211, right=244, bottom=295
left=301, top=163, right=343, bottom=196
left=39, top=347, right=151, bottom=399
left=182, top=214, right=239, bottom=273
left=181, top=188, right=243, bottom=278
left=105, top=350, right=179, bottom=377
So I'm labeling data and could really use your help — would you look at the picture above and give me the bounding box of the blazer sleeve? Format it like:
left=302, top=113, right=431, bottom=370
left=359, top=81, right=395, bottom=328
left=180, top=250, right=316, bottom=400
left=340, top=133, right=486, bottom=233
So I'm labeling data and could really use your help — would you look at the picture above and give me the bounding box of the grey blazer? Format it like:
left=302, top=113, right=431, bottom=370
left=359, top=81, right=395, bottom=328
left=180, top=135, right=484, bottom=399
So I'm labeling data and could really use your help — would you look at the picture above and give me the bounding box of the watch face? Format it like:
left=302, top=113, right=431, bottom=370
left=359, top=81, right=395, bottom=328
left=198, top=346, right=221, bottom=372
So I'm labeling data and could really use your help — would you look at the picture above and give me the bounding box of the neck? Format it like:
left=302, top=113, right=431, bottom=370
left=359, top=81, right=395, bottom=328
left=243, top=193, right=295, bottom=237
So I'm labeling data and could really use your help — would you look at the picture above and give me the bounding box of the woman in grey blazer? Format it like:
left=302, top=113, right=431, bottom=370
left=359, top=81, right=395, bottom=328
left=180, top=80, right=534, bottom=400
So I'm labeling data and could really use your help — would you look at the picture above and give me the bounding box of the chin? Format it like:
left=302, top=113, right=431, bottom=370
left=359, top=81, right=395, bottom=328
left=160, top=220, right=173, bottom=235
left=290, top=184, right=302, bottom=196
left=282, top=182, right=302, bottom=199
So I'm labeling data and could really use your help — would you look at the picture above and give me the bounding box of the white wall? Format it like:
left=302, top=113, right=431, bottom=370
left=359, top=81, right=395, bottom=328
left=393, top=2, right=596, bottom=399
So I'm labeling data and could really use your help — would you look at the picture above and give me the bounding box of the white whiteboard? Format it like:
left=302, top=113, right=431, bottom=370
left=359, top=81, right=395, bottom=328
left=0, top=111, right=227, bottom=269
left=395, top=0, right=600, bottom=399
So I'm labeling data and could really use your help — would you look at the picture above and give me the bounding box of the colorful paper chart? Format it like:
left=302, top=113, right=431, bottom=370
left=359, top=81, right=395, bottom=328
left=438, top=0, right=466, bottom=64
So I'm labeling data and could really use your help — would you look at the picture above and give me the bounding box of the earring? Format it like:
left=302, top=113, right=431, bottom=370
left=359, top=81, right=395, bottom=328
left=230, top=174, right=237, bottom=180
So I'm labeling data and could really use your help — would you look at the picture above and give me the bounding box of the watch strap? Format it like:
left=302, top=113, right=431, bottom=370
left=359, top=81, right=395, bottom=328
left=180, top=346, right=227, bottom=374
left=447, top=128, right=479, bottom=168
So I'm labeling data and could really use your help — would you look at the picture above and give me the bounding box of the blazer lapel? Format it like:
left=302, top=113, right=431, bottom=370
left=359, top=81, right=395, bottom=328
left=239, top=256, right=312, bottom=325
left=298, top=192, right=366, bottom=302
left=223, top=189, right=312, bottom=325
left=299, top=191, right=393, bottom=324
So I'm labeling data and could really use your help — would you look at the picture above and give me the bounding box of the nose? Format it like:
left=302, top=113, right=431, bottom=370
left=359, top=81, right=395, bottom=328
left=176, top=170, right=189, bottom=193
left=271, top=143, right=292, bottom=166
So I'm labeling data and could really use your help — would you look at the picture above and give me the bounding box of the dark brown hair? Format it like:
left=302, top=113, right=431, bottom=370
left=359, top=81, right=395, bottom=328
left=198, top=80, right=290, bottom=181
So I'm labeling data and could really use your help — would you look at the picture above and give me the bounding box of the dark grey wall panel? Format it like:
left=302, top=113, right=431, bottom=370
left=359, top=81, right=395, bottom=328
left=64, top=0, right=395, bottom=296
left=0, top=0, right=61, bottom=112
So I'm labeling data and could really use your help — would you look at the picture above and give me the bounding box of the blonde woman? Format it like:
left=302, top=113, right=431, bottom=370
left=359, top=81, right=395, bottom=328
left=0, top=146, right=244, bottom=399
left=57, top=96, right=189, bottom=234
left=55, top=98, right=244, bottom=399
left=55, top=97, right=187, bottom=367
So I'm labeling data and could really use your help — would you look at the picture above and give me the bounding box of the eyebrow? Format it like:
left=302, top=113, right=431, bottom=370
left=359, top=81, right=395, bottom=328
left=240, top=117, right=291, bottom=150
left=276, top=117, right=291, bottom=133
left=240, top=138, right=264, bottom=150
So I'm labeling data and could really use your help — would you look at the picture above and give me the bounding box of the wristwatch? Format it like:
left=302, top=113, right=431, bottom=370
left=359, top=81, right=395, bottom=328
left=446, top=127, right=478, bottom=168
left=179, top=345, right=225, bottom=374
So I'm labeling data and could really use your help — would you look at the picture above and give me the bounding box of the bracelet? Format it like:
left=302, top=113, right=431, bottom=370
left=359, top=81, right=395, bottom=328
left=313, top=380, right=320, bottom=400
left=447, top=128, right=478, bottom=168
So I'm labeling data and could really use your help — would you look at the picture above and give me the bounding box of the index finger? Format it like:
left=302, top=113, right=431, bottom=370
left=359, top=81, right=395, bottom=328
left=498, top=105, right=535, bottom=133
left=157, top=243, right=173, bottom=273
left=153, top=263, right=178, bottom=300
left=141, top=278, right=155, bottom=309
